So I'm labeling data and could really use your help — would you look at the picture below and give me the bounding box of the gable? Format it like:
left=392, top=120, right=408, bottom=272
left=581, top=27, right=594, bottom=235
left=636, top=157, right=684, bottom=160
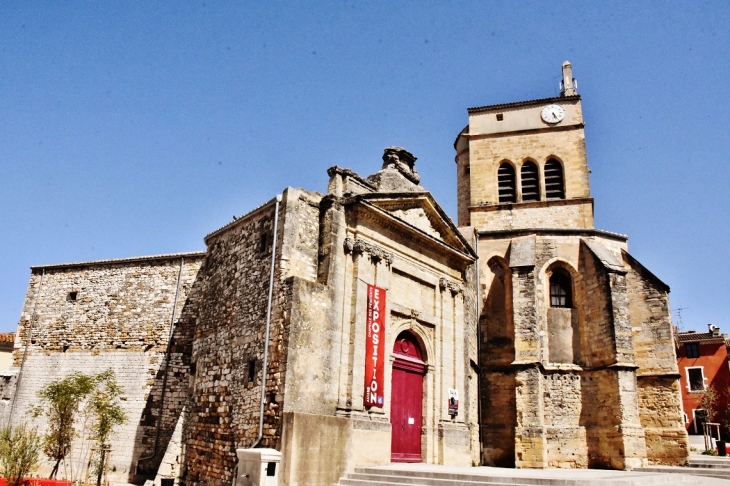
left=347, top=193, right=475, bottom=260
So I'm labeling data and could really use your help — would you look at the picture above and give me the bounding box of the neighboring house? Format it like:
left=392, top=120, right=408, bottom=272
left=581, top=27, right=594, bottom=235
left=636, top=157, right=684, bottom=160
left=0, top=333, right=14, bottom=371
left=677, top=325, right=730, bottom=435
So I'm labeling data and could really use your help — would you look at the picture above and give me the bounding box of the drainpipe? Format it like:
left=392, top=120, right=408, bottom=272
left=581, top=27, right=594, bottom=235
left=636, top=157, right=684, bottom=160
left=474, top=229, right=483, bottom=464
left=7, top=268, right=45, bottom=426
left=136, top=257, right=185, bottom=471
left=251, top=194, right=282, bottom=448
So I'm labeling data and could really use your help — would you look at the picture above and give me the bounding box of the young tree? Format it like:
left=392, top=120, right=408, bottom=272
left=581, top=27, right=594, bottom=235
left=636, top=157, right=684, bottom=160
left=0, top=423, right=42, bottom=486
left=31, top=372, right=96, bottom=478
left=701, top=385, right=719, bottom=422
left=88, top=369, right=126, bottom=486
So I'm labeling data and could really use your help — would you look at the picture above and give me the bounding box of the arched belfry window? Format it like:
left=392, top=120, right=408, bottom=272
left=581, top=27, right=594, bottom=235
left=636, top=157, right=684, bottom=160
left=497, top=162, right=516, bottom=203
left=544, top=159, right=565, bottom=199
left=521, top=161, right=540, bottom=202
left=550, top=268, right=572, bottom=308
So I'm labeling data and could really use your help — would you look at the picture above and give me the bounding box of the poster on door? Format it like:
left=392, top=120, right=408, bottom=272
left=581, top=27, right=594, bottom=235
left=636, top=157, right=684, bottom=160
left=364, top=284, right=386, bottom=407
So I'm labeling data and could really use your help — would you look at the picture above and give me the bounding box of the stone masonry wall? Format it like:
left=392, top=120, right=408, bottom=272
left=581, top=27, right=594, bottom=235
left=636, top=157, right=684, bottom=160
left=182, top=189, right=321, bottom=486
left=466, top=128, right=590, bottom=209
left=8, top=255, right=204, bottom=482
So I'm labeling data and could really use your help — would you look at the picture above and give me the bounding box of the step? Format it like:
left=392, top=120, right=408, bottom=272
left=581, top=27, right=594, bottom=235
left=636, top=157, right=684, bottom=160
left=636, top=465, right=730, bottom=480
left=333, top=466, right=717, bottom=486
left=338, top=472, right=528, bottom=486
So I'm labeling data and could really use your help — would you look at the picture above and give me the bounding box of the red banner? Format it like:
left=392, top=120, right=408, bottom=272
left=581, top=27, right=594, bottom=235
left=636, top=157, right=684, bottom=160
left=364, top=284, right=386, bottom=407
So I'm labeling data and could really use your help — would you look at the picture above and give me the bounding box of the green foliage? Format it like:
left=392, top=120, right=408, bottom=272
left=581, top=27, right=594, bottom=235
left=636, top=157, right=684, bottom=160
left=31, top=369, right=127, bottom=483
left=87, top=370, right=126, bottom=486
left=31, top=372, right=96, bottom=479
left=702, top=448, right=719, bottom=456
left=700, top=385, right=719, bottom=422
left=0, top=423, right=42, bottom=486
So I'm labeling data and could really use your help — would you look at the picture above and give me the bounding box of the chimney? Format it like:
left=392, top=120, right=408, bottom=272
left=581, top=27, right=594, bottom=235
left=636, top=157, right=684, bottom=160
left=709, top=323, right=720, bottom=336
left=561, top=61, right=577, bottom=97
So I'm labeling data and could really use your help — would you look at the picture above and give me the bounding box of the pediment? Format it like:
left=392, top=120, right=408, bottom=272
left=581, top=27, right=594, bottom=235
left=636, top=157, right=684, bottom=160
left=353, top=193, right=474, bottom=257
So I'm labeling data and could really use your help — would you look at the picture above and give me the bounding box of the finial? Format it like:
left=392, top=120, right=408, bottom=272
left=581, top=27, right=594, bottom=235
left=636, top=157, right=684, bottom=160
left=560, top=61, right=577, bottom=97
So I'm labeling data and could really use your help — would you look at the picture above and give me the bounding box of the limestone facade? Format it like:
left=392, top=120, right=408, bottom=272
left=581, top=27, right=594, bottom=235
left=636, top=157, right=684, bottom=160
left=456, top=62, right=688, bottom=469
left=9, top=148, right=478, bottom=486
left=6, top=62, right=688, bottom=485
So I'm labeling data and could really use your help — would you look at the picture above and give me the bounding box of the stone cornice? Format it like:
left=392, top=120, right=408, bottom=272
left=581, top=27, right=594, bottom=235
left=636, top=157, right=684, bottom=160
left=343, top=237, right=393, bottom=266
left=439, top=277, right=464, bottom=295
left=348, top=203, right=474, bottom=268
left=478, top=227, right=628, bottom=243
left=30, top=250, right=207, bottom=271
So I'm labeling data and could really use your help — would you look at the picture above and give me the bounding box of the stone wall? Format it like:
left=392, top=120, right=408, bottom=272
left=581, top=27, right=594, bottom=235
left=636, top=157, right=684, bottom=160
left=182, top=188, right=321, bottom=486
left=7, top=254, right=204, bottom=482
left=465, top=128, right=590, bottom=210
left=470, top=199, right=594, bottom=231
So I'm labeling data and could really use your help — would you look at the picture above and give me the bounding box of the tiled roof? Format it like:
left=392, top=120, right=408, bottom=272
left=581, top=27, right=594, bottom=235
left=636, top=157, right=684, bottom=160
left=30, top=251, right=206, bottom=270
left=467, top=95, right=581, bottom=114
left=677, top=331, right=724, bottom=342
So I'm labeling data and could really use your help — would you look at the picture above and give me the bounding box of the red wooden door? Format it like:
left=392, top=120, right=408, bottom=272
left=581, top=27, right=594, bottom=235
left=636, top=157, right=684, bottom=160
left=391, top=333, right=425, bottom=462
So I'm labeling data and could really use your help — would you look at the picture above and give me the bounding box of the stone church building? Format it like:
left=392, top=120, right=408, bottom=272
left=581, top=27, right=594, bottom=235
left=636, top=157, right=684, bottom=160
left=3, top=63, right=687, bottom=485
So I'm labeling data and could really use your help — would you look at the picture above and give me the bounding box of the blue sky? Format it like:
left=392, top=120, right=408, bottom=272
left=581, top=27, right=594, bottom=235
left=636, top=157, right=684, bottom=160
left=1, top=2, right=728, bottom=333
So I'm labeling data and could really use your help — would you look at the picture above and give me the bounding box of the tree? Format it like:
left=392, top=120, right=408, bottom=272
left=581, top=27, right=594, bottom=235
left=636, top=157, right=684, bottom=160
left=87, top=369, right=126, bottom=486
left=0, top=423, right=42, bottom=486
left=700, top=385, right=719, bottom=422
left=31, top=372, right=95, bottom=479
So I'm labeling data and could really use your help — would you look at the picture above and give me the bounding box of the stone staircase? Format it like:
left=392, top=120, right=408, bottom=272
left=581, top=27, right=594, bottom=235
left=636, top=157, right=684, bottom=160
left=634, top=454, right=730, bottom=481
left=333, top=464, right=720, bottom=486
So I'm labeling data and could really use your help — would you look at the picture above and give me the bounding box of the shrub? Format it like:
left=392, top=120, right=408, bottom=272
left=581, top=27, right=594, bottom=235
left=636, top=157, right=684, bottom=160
left=0, top=423, right=42, bottom=486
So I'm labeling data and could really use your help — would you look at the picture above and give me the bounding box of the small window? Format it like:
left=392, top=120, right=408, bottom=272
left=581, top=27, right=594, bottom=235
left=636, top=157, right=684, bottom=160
left=688, top=368, right=705, bottom=391
left=496, top=113, right=504, bottom=121
left=521, top=161, right=540, bottom=202
left=544, top=158, right=565, bottom=199
left=465, top=165, right=470, bottom=175
left=67, top=292, right=78, bottom=302
left=247, top=360, right=257, bottom=384
left=685, top=343, right=700, bottom=358
left=497, top=162, right=516, bottom=203
left=259, top=231, right=272, bottom=253
left=549, top=269, right=572, bottom=308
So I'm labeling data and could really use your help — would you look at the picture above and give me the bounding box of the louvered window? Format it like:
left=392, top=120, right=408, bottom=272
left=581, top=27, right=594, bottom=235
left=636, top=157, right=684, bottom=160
left=544, top=159, right=565, bottom=199
left=497, top=163, right=516, bottom=203
left=521, top=161, right=540, bottom=201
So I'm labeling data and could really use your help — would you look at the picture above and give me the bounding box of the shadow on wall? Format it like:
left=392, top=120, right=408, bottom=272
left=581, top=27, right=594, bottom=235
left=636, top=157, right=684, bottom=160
left=480, top=256, right=516, bottom=467
left=129, top=270, right=205, bottom=482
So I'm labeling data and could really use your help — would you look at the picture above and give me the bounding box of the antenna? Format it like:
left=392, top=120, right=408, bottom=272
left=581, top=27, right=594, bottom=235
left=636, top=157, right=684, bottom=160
left=672, top=307, right=689, bottom=332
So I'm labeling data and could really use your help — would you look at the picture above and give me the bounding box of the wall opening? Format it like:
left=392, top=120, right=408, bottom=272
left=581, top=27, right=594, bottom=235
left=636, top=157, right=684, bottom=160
left=520, top=161, right=540, bottom=202
left=497, top=162, right=516, bottom=203
left=544, top=159, right=565, bottom=199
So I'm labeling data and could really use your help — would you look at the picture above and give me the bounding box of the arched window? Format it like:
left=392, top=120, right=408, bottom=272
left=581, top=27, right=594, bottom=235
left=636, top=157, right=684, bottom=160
left=497, top=162, right=516, bottom=203
left=520, top=161, right=540, bottom=201
left=544, top=159, right=565, bottom=199
left=549, top=268, right=572, bottom=308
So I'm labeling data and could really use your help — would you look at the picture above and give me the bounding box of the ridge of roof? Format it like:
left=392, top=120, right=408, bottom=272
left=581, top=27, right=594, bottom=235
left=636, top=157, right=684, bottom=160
left=30, top=251, right=206, bottom=270
left=468, top=95, right=581, bottom=114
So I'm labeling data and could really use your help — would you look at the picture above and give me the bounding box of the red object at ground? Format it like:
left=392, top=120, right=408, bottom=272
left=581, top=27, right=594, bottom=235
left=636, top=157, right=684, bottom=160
left=0, top=479, right=72, bottom=486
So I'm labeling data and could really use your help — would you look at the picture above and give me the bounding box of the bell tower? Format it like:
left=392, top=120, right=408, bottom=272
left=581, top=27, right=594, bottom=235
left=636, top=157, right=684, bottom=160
left=455, top=61, right=593, bottom=231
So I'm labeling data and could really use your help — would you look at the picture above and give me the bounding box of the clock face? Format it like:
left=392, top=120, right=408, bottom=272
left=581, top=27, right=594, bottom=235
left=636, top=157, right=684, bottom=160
left=541, top=104, right=565, bottom=124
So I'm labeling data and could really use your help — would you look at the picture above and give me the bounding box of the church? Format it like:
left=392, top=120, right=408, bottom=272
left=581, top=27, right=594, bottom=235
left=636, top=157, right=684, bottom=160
left=3, top=62, right=688, bottom=486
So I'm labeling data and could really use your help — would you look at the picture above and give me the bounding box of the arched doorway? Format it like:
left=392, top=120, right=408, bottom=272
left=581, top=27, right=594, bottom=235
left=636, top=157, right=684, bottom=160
left=391, top=331, right=425, bottom=462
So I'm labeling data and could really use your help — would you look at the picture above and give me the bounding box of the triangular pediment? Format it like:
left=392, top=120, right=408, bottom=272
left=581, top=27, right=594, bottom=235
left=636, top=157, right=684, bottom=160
left=354, top=193, right=473, bottom=257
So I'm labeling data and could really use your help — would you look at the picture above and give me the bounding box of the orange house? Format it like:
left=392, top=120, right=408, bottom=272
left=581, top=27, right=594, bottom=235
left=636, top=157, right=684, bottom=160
left=677, top=325, right=730, bottom=435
